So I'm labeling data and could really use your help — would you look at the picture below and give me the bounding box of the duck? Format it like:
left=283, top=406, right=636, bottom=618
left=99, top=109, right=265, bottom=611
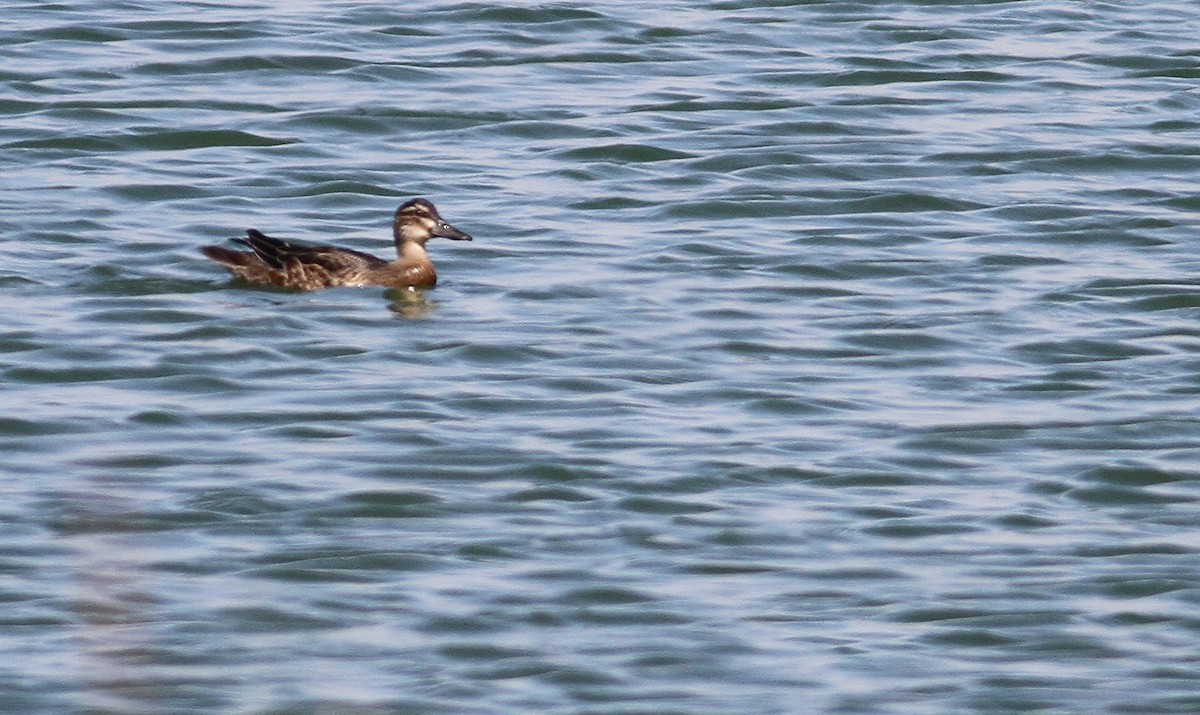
left=201, top=198, right=472, bottom=291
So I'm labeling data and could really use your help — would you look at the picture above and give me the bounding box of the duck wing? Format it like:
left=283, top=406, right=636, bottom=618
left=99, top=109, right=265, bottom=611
left=238, top=229, right=387, bottom=272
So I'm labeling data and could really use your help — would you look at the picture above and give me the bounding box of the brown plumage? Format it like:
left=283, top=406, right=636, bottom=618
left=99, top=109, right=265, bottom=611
left=201, top=198, right=472, bottom=290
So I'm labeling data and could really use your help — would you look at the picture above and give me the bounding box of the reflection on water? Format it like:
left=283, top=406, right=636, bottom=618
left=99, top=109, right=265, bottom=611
left=64, top=491, right=168, bottom=714
left=386, top=288, right=436, bottom=320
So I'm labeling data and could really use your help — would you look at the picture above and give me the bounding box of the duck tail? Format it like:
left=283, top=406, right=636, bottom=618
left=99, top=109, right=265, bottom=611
left=200, top=244, right=254, bottom=267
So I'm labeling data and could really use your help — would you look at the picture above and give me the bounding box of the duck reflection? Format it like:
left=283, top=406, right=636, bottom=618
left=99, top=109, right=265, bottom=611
left=386, top=287, right=436, bottom=319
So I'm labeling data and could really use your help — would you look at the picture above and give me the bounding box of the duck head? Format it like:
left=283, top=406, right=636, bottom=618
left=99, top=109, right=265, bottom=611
left=393, top=198, right=472, bottom=245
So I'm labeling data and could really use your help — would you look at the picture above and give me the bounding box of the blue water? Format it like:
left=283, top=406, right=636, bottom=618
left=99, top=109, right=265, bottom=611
left=3, top=2, right=1200, bottom=713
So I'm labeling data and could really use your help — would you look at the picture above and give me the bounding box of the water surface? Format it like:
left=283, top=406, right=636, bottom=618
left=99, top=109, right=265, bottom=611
left=3, top=2, right=1200, bottom=714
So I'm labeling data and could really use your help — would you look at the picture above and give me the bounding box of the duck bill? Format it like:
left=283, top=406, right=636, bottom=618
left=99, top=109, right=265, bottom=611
left=434, top=222, right=472, bottom=241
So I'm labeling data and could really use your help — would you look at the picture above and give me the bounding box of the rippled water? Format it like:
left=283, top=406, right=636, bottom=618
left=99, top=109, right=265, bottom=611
left=4, top=2, right=1200, bottom=713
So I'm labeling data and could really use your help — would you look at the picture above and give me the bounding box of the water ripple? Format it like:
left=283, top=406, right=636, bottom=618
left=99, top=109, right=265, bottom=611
left=4, top=1, right=1200, bottom=714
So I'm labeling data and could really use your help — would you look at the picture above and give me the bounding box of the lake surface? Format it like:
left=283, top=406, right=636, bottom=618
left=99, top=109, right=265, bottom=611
left=3, top=1, right=1200, bottom=713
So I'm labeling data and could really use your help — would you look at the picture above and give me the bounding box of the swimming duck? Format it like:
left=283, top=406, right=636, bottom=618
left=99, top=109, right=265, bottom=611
left=201, top=198, right=472, bottom=290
